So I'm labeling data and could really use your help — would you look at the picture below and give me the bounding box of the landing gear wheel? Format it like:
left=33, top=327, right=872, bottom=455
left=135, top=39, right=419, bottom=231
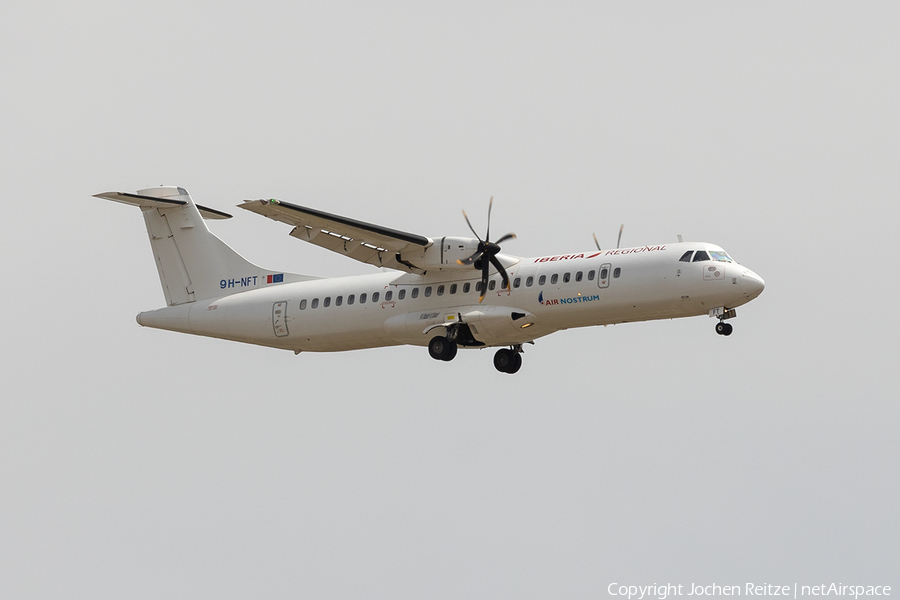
left=442, top=342, right=458, bottom=361
left=715, top=322, right=734, bottom=336
left=493, top=348, right=522, bottom=374
left=428, top=336, right=457, bottom=361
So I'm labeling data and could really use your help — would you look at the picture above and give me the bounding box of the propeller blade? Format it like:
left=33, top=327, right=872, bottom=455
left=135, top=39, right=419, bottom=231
left=478, top=260, right=490, bottom=303
left=486, top=196, right=493, bottom=242
left=457, top=250, right=483, bottom=266
left=617, top=224, right=624, bottom=249
left=495, top=232, right=517, bottom=245
left=593, top=232, right=601, bottom=251
left=462, top=210, right=482, bottom=242
left=490, top=255, right=510, bottom=290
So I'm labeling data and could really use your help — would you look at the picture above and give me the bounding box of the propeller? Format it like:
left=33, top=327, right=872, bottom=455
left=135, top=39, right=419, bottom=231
left=592, top=224, right=625, bottom=251
left=457, top=196, right=516, bottom=303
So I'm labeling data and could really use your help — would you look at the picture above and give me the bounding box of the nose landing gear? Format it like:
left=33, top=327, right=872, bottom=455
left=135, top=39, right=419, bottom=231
left=715, top=321, right=733, bottom=336
left=710, top=306, right=737, bottom=336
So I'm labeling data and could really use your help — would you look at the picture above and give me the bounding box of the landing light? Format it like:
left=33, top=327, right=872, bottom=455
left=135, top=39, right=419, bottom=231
left=520, top=322, right=534, bottom=329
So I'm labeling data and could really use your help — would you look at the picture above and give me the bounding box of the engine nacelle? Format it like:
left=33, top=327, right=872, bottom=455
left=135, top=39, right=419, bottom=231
left=398, top=236, right=481, bottom=271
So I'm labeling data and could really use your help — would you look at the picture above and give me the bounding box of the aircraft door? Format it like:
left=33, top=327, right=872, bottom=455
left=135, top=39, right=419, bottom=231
left=597, top=263, right=611, bottom=288
left=273, top=301, right=289, bottom=337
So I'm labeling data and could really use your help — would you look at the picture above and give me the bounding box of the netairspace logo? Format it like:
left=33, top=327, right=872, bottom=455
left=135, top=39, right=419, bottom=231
left=607, top=583, right=892, bottom=600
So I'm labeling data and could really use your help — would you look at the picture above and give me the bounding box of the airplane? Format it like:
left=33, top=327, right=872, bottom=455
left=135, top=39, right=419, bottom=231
left=96, top=186, right=765, bottom=374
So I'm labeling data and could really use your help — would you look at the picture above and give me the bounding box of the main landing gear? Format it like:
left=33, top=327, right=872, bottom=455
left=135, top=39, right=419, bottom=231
left=427, top=335, right=524, bottom=374
left=428, top=335, right=458, bottom=361
left=493, top=346, right=523, bottom=374
left=715, top=321, right=733, bottom=336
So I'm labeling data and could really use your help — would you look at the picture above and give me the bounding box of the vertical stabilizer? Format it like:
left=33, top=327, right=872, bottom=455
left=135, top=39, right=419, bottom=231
left=96, top=186, right=312, bottom=305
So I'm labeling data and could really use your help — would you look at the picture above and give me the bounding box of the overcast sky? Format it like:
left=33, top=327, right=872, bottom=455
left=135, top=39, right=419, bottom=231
left=2, top=2, right=898, bottom=598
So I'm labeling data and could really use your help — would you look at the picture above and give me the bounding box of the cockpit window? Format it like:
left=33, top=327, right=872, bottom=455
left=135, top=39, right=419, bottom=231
left=692, top=250, right=710, bottom=262
left=679, top=251, right=693, bottom=262
left=709, top=251, right=733, bottom=262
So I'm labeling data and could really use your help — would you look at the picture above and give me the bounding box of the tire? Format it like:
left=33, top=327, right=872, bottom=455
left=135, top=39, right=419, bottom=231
left=493, top=348, right=511, bottom=372
left=428, top=336, right=457, bottom=361
left=442, top=342, right=458, bottom=362
left=506, top=351, right=522, bottom=374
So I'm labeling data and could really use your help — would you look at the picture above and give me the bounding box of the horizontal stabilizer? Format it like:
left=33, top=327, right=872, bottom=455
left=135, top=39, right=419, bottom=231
left=94, top=191, right=232, bottom=220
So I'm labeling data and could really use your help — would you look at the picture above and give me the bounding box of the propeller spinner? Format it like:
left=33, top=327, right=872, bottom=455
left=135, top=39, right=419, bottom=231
left=457, top=196, right=516, bottom=303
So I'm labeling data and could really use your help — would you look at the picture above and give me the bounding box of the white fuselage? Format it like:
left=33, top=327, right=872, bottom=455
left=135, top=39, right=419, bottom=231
left=136, top=242, right=765, bottom=354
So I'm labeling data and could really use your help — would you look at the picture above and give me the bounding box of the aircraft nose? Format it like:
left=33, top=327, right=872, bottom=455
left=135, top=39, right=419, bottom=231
left=740, top=269, right=765, bottom=299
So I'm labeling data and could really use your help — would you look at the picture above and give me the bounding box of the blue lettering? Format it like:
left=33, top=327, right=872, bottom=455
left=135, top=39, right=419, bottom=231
left=220, top=280, right=226, bottom=289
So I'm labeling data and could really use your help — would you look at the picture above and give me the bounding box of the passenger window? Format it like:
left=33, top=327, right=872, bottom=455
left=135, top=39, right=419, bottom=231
left=563, top=272, right=571, bottom=283
left=680, top=251, right=693, bottom=262
left=513, top=277, right=521, bottom=288
left=348, top=294, right=355, bottom=305
left=411, top=288, right=419, bottom=299
left=575, top=271, right=583, bottom=282
left=425, top=286, right=432, bottom=297
left=437, top=285, right=444, bottom=296
left=335, top=296, right=343, bottom=306
left=372, top=292, right=380, bottom=302
left=299, top=299, right=307, bottom=310
left=450, top=283, right=457, bottom=294
left=385, top=290, right=393, bottom=301
left=614, top=267, right=621, bottom=278
left=360, top=293, right=367, bottom=304
left=588, top=270, right=595, bottom=281
left=600, top=268, right=609, bottom=279
left=463, top=282, right=471, bottom=293
left=539, top=275, right=546, bottom=285
left=475, top=281, right=483, bottom=292
left=323, top=297, right=331, bottom=308
left=398, top=289, right=406, bottom=300
left=311, top=298, right=319, bottom=309
left=550, top=274, right=558, bottom=285
left=489, top=280, right=496, bottom=291
left=526, top=276, right=534, bottom=287
left=693, top=250, right=710, bottom=262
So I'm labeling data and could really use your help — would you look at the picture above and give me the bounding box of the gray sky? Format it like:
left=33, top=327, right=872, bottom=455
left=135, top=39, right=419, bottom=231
left=2, top=1, right=898, bottom=598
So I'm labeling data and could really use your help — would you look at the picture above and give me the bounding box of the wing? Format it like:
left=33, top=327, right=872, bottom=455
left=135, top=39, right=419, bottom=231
left=239, top=199, right=433, bottom=273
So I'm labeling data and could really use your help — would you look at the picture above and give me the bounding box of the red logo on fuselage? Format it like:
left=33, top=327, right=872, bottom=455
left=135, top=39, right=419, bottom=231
left=533, top=246, right=666, bottom=263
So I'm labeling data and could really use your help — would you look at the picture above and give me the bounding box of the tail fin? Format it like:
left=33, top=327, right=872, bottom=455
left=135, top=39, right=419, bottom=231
left=96, top=186, right=313, bottom=305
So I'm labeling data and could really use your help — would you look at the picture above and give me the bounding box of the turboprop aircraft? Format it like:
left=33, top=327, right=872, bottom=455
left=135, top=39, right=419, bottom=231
left=96, top=186, right=765, bottom=374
